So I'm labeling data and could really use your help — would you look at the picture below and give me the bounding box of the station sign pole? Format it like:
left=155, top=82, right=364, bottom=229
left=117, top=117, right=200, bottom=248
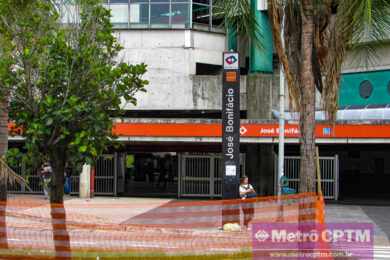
left=222, top=52, right=240, bottom=225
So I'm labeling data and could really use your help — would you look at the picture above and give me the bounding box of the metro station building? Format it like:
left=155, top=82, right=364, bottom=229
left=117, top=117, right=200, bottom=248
left=8, top=0, right=390, bottom=201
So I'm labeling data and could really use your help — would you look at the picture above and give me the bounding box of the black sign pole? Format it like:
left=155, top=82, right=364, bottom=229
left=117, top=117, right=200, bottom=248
left=222, top=52, right=240, bottom=226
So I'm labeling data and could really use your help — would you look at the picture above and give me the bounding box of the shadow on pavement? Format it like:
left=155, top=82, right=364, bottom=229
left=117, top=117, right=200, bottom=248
left=0, top=200, right=8, bottom=250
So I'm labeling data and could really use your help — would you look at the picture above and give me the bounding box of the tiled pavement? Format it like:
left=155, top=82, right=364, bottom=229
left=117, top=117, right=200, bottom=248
left=5, top=195, right=390, bottom=259
left=326, top=204, right=390, bottom=259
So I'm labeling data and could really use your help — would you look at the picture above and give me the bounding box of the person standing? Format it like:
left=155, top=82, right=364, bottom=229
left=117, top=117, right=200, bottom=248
left=159, top=155, right=171, bottom=191
left=64, top=165, right=72, bottom=195
left=239, top=176, right=256, bottom=229
left=40, top=162, right=52, bottom=199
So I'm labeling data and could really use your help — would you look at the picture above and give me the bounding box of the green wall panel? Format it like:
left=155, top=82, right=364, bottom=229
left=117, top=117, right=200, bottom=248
left=250, top=0, right=273, bottom=73
left=227, top=25, right=238, bottom=51
left=339, top=70, right=390, bottom=106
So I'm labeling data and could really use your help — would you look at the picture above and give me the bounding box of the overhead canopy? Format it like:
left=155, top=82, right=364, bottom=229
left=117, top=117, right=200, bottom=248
left=111, top=119, right=390, bottom=144
left=9, top=119, right=390, bottom=144
left=273, top=107, right=390, bottom=121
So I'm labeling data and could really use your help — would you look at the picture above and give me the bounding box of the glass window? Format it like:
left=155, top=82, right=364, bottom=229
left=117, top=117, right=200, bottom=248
left=130, top=3, right=149, bottom=25
left=102, top=0, right=213, bottom=30
left=171, top=3, right=189, bottom=28
left=192, top=3, right=210, bottom=25
left=109, top=0, right=129, bottom=26
left=193, top=0, right=210, bottom=4
left=150, top=3, right=170, bottom=27
left=359, top=80, right=373, bottom=99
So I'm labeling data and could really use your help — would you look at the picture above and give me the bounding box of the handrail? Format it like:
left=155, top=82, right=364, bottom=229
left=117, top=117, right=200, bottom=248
left=0, top=158, right=32, bottom=192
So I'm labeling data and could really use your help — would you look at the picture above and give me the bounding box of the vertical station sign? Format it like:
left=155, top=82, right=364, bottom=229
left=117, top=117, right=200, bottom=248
left=222, top=52, right=240, bottom=199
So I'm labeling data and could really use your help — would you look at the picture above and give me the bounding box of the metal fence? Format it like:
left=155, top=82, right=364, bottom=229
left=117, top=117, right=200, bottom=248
left=276, top=155, right=339, bottom=200
left=94, top=155, right=116, bottom=195
left=7, top=163, right=43, bottom=194
left=8, top=154, right=118, bottom=196
left=70, top=176, right=80, bottom=194
left=70, top=154, right=117, bottom=196
left=8, top=175, right=43, bottom=194
left=178, top=153, right=245, bottom=198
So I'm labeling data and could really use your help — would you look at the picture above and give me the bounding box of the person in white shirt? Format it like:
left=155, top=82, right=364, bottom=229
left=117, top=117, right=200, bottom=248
left=239, top=177, right=256, bottom=229
left=239, top=177, right=256, bottom=199
left=40, top=162, right=52, bottom=200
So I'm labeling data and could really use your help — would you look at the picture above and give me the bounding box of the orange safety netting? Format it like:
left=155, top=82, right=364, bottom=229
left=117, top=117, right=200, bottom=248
left=0, top=192, right=327, bottom=259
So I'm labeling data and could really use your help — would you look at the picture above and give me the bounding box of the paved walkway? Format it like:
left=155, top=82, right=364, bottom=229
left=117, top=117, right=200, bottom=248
left=5, top=195, right=390, bottom=259
left=362, top=206, right=390, bottom=239
left=326, top=204, right=390, bottom=259
left=8, top=195, right=390, bottom=236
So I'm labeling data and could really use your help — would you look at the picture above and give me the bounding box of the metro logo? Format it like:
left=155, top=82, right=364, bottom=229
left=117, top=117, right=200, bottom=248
left=225, top=71, right=237, bottom=82
left=255, top=230, right=270, bottom=242
left=240, top=126, right=248, bottom=135
left=223, top=52, right=239, bottom=70
left=225, top=55, right=237, bottom=65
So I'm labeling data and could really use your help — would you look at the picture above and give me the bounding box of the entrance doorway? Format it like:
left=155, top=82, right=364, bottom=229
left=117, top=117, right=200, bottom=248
left=121, top=152, right=178, bottom=197
left=277, top=155, right=339, bottom=200
left=338, top=146, right=390, bottom=200
left=178, top=153, right=246, bottom=198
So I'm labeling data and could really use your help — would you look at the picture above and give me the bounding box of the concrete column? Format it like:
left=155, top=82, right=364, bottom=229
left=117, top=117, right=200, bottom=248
left=246, top=73, right=278, bottom=195
left=79, top=164, right=92, bottom=199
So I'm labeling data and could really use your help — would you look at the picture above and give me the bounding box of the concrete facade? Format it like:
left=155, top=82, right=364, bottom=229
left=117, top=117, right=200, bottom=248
left=246, top=73, right=279, bottom=118
left=113, top=29, right=390, bottom=113
left=115, top=29, right=226, bottom=110
left=192, top=76, right=247, bottom=110
left=111, top=28, right=390, bottom=112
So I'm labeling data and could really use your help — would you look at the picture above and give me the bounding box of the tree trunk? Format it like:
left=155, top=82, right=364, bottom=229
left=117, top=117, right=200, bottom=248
left=50, top=202, right=71, bottom=259
left=0, top=100, right=8, bottom=201
left=49, top=149, right=66, bottom=204
left=48, top=149, right=71, bottom=258
left=299, top=1, right=316, bottom=193
left=0, top=99, right=8, bottom=250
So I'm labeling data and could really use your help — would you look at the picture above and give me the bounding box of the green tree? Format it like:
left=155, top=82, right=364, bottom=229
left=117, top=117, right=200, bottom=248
left=0, top=0, right=19, bottom=202
left=268, top=0, right=390, bottom=192
left=0, top=0, right=148, bottom=203
left=0, top=93, right=8, bottom=201
left=215, top=0, right=390, bottom=192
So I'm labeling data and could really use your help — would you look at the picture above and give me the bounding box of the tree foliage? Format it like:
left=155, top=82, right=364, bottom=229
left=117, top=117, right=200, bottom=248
left=213, top=0, right=262, bottom=46
left=0, top=0, right=148, bottom=202
left=268, top=0, right=390, bottom=191
left=268, top=0, right=390, bottom=120
left=216, top=0, right=390, bottom=192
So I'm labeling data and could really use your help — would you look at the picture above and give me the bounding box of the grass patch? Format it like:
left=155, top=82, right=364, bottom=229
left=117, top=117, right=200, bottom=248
left=0, top=248, right=253, bottom=260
